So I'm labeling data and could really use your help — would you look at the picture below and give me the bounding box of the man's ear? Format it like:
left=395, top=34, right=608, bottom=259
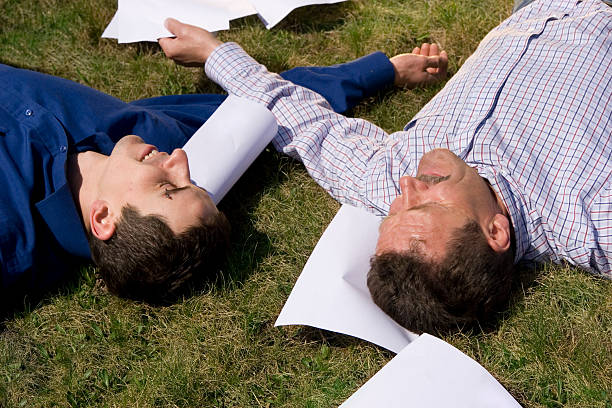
left=485, top=213, right=511, bottom=253
left=90, top=200, right=116, bottom=241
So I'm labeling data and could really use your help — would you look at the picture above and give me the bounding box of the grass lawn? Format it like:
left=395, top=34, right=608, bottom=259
left=1, top=0, right=611, bottom=406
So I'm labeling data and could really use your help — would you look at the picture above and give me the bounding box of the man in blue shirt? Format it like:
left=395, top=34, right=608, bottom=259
left=0, top=47, right=446, bottom=308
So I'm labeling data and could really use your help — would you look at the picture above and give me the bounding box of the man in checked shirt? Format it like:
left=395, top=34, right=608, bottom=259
left=162, top=0, right=611, bottom=334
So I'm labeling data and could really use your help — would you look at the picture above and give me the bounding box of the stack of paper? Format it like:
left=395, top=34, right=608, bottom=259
left=102, top=0, right=347, bottom=43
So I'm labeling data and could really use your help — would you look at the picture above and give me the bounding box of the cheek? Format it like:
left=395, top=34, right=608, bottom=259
left=128, top=166, right=160, bottom=188
left=388, top=196, right=403, bottom=215
left=376, top=218, right=408, bottom=254
left=375, top=223, right=392, bottom=254
left=116, top=172, right=151, bottom=205
left=457, top=175, right=489, bottom=205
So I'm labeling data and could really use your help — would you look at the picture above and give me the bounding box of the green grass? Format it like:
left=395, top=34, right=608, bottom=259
left=1, top=0, right=611, bottom=407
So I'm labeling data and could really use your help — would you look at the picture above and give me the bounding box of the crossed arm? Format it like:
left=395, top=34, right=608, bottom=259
left=158, top=18, right=448, bottom=89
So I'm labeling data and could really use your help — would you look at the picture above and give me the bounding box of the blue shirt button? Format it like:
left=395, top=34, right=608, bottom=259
left=25, top=109, right=33, bottom=116
left=59, top=145, right=67, bottom=153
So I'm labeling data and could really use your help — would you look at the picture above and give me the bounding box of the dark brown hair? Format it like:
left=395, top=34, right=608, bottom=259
left=89, top=205, right=230, bottom=304
left=367, top=220, right=514, bottom=334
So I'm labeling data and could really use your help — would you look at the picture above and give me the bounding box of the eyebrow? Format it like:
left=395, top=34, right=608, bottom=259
left=381, top=202, right=446, bottom=227
left=398, top=202, right=449, bottom=214
left=405, top=202, right=441, bottom=212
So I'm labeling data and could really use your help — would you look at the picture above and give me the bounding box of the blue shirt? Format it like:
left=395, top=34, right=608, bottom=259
left=0, top=52, right=394, bottom=295
left=206, top=0, right=611, bottom=276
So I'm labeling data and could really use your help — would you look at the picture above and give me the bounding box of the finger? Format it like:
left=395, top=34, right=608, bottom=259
left=425, top=56, right=441, bottom=69
left=438, top=50, right=448, bottom=77
left=421, top=43, right=431, bottom=56
left=431, top=44, right=447, bottom=77
left=429, top=43, right=440, bottom=57
left=426, top=52, right=449, bottom=79
left=158, top=37, right=170, bottom=49
left=158, top=37, right=175, bottom=55
left=164, top=17, right=184, bottom=36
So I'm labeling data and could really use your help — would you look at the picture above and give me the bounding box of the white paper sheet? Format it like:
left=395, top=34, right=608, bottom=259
left=102, top=11, right=119, bottom=38
left=340, top=334, right=522, bottom=408
left=182, top=94, right=278, bottom=204
left=102, top=0, right=347, bottom=42
left=250, top=0, right=346, bottom=29
left=113, top=0, right=232, bottom=43
left=195, top=0, right=258, bottom=19
left=275, top=204, right=418, bottom=353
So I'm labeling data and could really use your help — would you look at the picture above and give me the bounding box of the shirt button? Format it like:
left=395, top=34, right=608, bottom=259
left=59, top=145, right=67, bottom=153
left=25, top=109, right=33, bottom=116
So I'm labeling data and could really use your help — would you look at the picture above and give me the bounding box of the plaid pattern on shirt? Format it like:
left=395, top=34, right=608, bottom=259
left=206, top=0, right=611, bottom=276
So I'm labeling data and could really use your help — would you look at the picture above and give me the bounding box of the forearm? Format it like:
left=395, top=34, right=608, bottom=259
left=205, top=42, right=393, bottom=212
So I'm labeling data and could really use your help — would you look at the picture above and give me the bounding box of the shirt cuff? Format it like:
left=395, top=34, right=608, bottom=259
left=205, top=42, right=260, bottom=91
left=346, top=51, right=396, bottom=95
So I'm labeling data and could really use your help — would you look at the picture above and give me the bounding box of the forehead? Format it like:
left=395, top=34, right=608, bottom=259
left=377, top=204, right=467, bottom=256
left=382, top=204, right=454, bottom=238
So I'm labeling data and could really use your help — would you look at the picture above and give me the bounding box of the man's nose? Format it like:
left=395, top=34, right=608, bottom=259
left=399, top=176, right=429, bottom=207
left=163, top=148, right=191, bottom=183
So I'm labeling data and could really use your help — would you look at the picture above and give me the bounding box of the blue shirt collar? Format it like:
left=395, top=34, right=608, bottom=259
left=35, top=182, right=91, bottom=259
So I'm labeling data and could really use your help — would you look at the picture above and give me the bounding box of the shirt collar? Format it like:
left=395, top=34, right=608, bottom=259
left=35, top=182, right=91, bottom=259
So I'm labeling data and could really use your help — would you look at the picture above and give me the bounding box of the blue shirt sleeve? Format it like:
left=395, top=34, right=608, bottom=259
left=135, top=52, right=395, bottom=116
left=279, top=51, right=395, bottom=113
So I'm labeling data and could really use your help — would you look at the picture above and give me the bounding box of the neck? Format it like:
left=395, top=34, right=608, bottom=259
left=66, top=151, right=107, bottom=232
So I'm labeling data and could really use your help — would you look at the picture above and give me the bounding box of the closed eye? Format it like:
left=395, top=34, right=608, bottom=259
left=163, top=185, right=190, bottom=200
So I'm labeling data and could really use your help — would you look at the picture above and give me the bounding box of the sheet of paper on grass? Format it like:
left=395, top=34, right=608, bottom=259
left=340, top=334, right=522, bottom=408
left=182, top=94, right=278, bottom=204
left=275, top=204, right=418, bottom=354
left=102, top=0, right=347, bottom=42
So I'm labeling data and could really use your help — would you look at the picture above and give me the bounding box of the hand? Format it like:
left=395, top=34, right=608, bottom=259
left=158, top=18, right=222, bottom=66
left=390, top=43, right=448, bottom=88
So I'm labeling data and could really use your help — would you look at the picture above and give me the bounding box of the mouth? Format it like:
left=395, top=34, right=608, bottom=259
left=140, top=147, right=160, bottom=162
